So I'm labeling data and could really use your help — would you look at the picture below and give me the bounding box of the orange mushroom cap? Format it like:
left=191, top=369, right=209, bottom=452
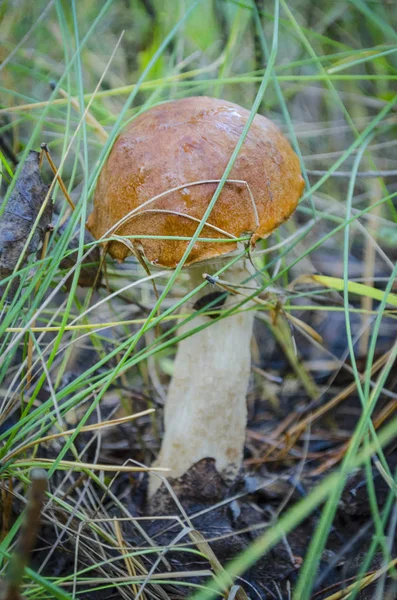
left=87, top=96, right=304, bottom=268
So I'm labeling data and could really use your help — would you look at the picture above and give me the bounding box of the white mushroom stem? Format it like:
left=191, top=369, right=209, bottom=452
left=149, top=260, right=257, bottom=497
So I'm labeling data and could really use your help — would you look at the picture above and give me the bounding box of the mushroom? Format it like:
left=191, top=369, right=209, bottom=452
left=87, top=96, right=304, bottom=497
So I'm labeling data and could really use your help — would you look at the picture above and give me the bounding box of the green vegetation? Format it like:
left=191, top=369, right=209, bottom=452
left=1, top=0, right=396, bottom=598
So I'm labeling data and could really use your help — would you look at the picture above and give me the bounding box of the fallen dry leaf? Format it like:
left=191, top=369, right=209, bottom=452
left=0, top=151, right=52, bottom=299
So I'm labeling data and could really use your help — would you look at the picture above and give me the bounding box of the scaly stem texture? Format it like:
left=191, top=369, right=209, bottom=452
left=150, top=262, right=255, bottom=496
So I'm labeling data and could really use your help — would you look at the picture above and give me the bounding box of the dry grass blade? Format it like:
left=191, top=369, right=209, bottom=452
left=253, top=349, right=391, bottom=465
left=55, top=86, right=109, bottom=143
left=286, top=349, right=392, bottom=441
left=2, top=1, right=397, bottom=598
left=12, top=458, right=168, bottom=473
left=113, top=519, right=148, bottom=600
left=26, top=224, right=52, bottom=389
left=283, top=312, right=323, bottom=345
left=189, top=530, right=249, bottom=600
left=322, top=557, right=397, bottom=600
left=311, top=394, right=397, bottom=476
left=4, top=408, right=155, bottom=462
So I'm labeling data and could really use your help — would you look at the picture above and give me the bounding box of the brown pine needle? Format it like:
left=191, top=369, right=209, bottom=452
left=283, top=311, right=323, bottom=345
left=288, top=349, right=391, bottom=441
left=56, top=87, right=109, bottom=143
left=311, top=394, right=397, bottom=476
left=40, top=143, right=75, bottom=210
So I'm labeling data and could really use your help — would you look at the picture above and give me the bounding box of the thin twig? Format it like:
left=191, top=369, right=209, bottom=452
left=4, top=470, right=47, bottom=600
